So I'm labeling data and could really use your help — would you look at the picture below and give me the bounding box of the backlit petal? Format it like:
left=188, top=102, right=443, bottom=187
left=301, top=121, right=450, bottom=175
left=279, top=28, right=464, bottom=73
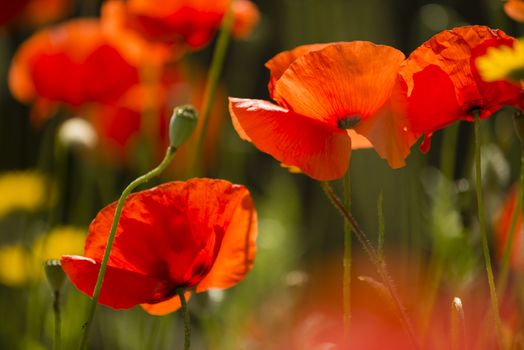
left=140, top=291, right=192, bottom=315
left=355, top=80, right=419, bottom=167
left=197, top=187, right=257, bottom=291
left=61, top=255, right=170, bottom=309
left=229, top=97, right=351, bottom=181
left=347, top=130, right=372, bottom=150
left=401, top=25, right=517, bottom=112
left=272, top=42, right=405, bottom=126
left=404, top=65, right=463, bottom=152
left=84, top=179, right=250, bottom=289
left=265, top=43, right=330, bottom=98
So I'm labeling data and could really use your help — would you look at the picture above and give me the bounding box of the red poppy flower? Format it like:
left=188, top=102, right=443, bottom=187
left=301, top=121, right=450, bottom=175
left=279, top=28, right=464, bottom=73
left=110, top=0, right=259, bottom=50
left=229, top=42, right=418, bottom=181
left=7, top=18, right=159, bottom=120
left=61, top=178, right=257, bottom=315
left=400, top=25, right=523, bottom=152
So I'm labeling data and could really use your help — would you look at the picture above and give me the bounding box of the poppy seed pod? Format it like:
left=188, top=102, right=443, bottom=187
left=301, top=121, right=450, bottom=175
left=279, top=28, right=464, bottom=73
left=169, top=105, right=198, bottom=149
left=44, top=259, right=66, bottom=292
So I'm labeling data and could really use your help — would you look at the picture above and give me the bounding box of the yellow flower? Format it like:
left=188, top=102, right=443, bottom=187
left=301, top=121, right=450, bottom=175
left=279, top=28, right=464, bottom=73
left=0, top=226, right=86, bottom=287
left=0, top=171, right=47, bottom=217
left=32, top=226, right=86, bottom=275
left=476, top=39, right=524, bottom=83
left=0, top=245, right=32, bottom=287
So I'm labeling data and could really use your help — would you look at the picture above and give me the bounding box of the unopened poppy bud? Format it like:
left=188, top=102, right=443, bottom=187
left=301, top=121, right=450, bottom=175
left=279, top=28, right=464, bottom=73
left=513, top=110, right=524, bottom=145
left=44, top=259, right=66, bottom=292
left=169, top=105, right=198, bottom=148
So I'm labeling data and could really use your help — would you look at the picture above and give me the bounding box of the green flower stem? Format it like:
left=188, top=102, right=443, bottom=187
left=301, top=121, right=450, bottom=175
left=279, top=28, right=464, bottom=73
left=473, top=117, right=504, bottom=349
left=377, top=191, right=385, bottom=260
left=342, top=170, right=351, bottom=347
left=53, top=290, right=61, bottom=350
left=78, top=146, right=177, bottom=350
left=177, top=289, right=191, bottom=350
left=320, top=181, right=420, bottom=350
left=191, top=3, right=233, bottom=175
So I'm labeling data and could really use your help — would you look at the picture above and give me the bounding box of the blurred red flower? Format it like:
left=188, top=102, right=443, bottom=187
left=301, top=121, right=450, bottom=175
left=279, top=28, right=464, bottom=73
left=494, top=185, right=524, bottom=271
left=229, top=42, right=418, bottom=181
left=231, top=0, right=260, bottom=39
left=8, top=19, right=141, bottom=116
left=61, top=178, right=257, bottom=315
left=401, top=25, right=523, bottom=152
left=20, top=0, right=71, bottom=26
left=85, top=65, right=226, bottom=169
left=108, top=0, right=259, bottom=50
left=504, top=0, right=524, bottom=22
left=0, top=0, right=70, bottom=27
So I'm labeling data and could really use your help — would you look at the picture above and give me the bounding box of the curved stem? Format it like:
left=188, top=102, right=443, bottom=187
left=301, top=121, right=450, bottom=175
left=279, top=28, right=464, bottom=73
left=191, top=3, right=233, bottom=176
left=473, top=117, right=504, bottom=349
left=342, top=170, right=351, bottom=347
left=177, top=289, right=191, bottom=350
left=320, top=181, right=420, bottom=349
left=78, top=146, right=177, bottom=350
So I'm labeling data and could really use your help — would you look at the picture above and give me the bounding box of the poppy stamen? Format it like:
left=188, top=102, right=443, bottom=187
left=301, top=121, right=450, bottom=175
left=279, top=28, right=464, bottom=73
left=337, top=115, right=361, bottom=129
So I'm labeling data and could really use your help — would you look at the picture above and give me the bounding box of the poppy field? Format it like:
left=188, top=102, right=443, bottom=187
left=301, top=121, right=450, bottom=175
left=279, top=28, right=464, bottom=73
left=3, top=0, right=524, bottom=349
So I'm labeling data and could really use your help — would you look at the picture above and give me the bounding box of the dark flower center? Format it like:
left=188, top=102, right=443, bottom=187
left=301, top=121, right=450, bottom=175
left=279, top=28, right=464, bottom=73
left=337, top=115, right=361, bottom=129
left=466, top=106, right=482, bottom=118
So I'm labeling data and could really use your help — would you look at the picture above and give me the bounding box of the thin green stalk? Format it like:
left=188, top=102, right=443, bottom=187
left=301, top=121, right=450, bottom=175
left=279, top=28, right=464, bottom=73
left=342, top=170, right=351, bottom=347
left=53, top=290, right=61, bottom=350
left=473, top=117, right=504, bottom=349
left=191, top=3, right=233, bottom=175
left=78, top=146, right=177, bottom=350
left=320, top=182, right=420, bottom=349
left=177, top=289, right=191, bottom=350
left=377, top=191, right=385, bottom=260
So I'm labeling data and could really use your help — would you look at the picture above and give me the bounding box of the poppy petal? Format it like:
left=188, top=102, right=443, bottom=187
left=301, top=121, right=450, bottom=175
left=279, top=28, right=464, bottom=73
left=272, top=42, right=405, bottom=126
left=140, top=291, right=192, bottom=316
left=346, top=129, right=372, bottom=150
left=355, top=80, right=419, bottom=168
left=405, top=65, right=463, bottom=143
left=61, top=255, right=170, bottom=309
left=197, top=187, right=257, bottom=292
left=83, top=179, right=251, bottom=289
left=229, top=97, right=351, bottom=181
left=401, top=25, right=516, bottom=112
left=265, top=43, right=330, bottom=98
